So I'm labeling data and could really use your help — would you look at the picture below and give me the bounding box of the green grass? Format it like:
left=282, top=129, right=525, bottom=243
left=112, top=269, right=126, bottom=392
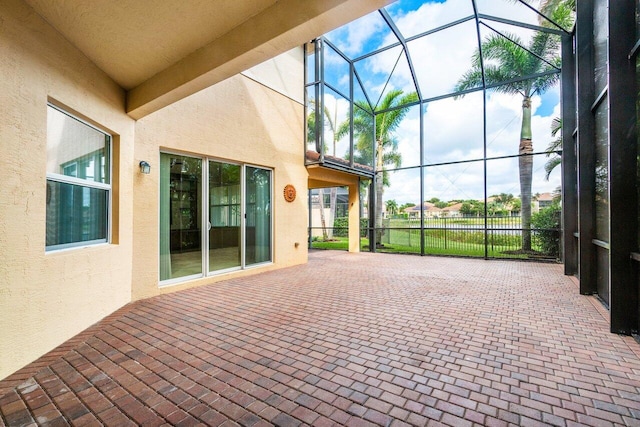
left=310, top=229, right=552, bottom=260
left=375, top=239, right=528, bottom=258
left=310, top=238, right=350, bottom=250
left=388, top=217, right=522, bottom=227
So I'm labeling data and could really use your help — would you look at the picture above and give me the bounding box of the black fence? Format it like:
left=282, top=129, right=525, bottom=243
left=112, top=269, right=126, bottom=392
left=309, top=215, right=560, bottom=261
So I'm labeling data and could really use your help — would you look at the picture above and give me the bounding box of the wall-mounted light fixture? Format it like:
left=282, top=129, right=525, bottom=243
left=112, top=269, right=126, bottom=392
left=139, top=160, right=151, bottom=174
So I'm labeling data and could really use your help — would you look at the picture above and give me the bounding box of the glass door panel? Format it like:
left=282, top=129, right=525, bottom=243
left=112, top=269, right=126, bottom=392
left=160, top=153, right=202, bottom=281
left=209, top=161, right=241, bottom=272
left=246, top=166, right=272, bottom=265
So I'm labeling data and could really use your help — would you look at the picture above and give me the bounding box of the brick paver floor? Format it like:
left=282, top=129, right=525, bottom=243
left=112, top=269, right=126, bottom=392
left=2, top=251, right=640, bottom=426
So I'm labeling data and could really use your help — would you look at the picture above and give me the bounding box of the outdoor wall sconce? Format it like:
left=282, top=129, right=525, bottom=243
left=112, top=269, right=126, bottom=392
left=139, top=161, right=151, bottom=174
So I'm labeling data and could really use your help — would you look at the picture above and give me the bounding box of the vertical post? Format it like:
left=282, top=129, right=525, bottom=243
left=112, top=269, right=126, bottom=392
left=607, top=0, right=637, bottom=333
left=349, top=56, right=355, bottom=168
left=420, top=105, right=425, bottom=256
left=369, top=178, right=376, bottom=252
left=308, top=189, right=313, bottom=248
left=444, top=217, right=447, bottom=250
left=491, top=216, right=494, bottom=254
left=319, top=38, right=325, bottom=161
left=575, top=0, right=597, bottom=294
left=314, top=41, right=322, bottom=155
left=371, top=108, right=377, bottom=253
left=561, top=32, right=578, bottom=275
left=348, top=183, right=361, bottom=253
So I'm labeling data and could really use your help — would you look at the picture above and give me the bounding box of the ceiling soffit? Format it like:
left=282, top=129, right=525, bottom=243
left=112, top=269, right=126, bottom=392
left=24, top=0, right=393, bottom=119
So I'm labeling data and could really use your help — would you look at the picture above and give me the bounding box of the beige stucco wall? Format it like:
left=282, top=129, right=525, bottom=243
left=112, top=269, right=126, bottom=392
left=0, top=0, right=135, bottom=380
left=241, top=48, right=304, bottom=104
left=132, top=49, right=308, bottom=301
left=0, top=2, right=307, bottom=380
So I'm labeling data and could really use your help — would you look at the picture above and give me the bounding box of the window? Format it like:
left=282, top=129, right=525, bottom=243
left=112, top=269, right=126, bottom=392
left=46, top=104, right=111, bottom=250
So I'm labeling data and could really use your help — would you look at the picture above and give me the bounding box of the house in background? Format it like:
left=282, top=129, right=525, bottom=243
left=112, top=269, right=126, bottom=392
left=441, top=203, right=463, bottom=218
left=534, top=192, right=556, bottom=212
left=403, top=202, right=442, bottom=218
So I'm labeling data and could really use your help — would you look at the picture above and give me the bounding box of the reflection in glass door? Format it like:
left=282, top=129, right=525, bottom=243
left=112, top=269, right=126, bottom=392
left=209, top=161, right=241, bottom=272
left=246, top=166, right=272, bottom=265
left=160, top=156, right=272, bottom=284
left=159, top=154, right=202, bottom=281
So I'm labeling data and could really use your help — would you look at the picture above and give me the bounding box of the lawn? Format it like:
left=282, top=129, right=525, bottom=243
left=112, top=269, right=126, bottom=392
left=310, top=234, right=540, bottom=259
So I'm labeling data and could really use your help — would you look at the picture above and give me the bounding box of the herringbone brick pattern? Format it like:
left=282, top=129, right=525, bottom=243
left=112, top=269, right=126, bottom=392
left=1, top=251, right=639, bottom=426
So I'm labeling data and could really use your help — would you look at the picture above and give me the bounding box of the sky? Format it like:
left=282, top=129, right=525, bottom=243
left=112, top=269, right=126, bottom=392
left=319, top=0, right=564, bottom=205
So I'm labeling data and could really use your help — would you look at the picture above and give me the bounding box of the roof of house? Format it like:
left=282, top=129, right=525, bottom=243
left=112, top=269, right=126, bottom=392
left=442, top=202, right=463, bottom=212
left=403, top=202, right=441, bottom=213
left=537, top=192, right=554, bottom=201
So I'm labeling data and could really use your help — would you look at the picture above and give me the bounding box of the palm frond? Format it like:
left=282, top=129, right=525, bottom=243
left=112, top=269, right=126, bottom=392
left=545, top=136, right=562, bottom=154
left=550, top=117, right=562, bottom=137
left=454, top=68, right=483, bottom=94
left=481, top=33, right=528, bottom=73
left=382, top=151, right=402, bottom=170
left=532, top=69, right=560, bottom=94
left=544, top=156, right=561, bottom=180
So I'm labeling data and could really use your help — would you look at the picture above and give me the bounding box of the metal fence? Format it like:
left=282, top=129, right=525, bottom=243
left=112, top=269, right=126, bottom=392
left=310, top=216, right=561, bottom=261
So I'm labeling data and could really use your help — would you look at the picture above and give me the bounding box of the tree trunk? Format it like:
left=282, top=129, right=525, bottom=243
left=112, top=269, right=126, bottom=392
left=318, top=188, right=328, bottom=240
left=375, top=139, right=384, bottom=247
left=329, top=187, right=337, bottom=239
left=519, top=96, right=533, bottom=251
left=375, top=173, right=384, bottom=246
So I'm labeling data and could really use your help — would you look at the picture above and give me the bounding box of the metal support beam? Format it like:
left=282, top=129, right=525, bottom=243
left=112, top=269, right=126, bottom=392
left=369, top=177, right=376, bottom=252
left=607, top=0, right=638, bottom=334
left=561, top=34, right=578, bottom=275
left=575, top=0, right=596, bottom=294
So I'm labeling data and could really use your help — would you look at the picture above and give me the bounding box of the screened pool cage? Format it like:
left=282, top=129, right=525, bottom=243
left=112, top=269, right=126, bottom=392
left=305, top=0, right=574, bottom=260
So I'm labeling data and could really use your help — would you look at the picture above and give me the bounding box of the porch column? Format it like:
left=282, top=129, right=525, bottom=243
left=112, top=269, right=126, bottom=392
left=348, top=183, right=360, bottom=253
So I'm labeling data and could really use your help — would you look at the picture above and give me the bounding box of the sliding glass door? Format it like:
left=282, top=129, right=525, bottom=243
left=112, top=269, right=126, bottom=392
left=160, top=154, right=272, bottom=284
left=159, top=154, right=203, bottom=281
left=209, top=161, right=241, bottom=272
left=246, top=166, right=272, bottom=266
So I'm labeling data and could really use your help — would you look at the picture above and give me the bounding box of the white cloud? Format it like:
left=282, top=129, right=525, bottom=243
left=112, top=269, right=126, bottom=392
left=359, top=0, right=551, bottom=103
left=323, top=0, right=562, bottom=204
left=382, top=88, right=560, bottom=204
left=321, top=94, right=351, bottom=158
left=325, top=12, right=386, bottom=57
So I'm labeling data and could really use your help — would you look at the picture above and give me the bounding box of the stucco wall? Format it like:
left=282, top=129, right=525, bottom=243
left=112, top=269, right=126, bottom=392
left=0, top=0, right=135, bottom=380
left=132, top=49, right=308, bottom=300
left=0, top=1, right=308, bottom=380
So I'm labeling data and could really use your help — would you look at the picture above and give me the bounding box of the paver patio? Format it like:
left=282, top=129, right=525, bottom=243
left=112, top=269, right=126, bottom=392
left=1, top=251, right=640, bottom=426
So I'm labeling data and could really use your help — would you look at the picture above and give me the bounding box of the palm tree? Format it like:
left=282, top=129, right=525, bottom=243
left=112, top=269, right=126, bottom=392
left=338, top=89, right=418, bottom=247
left=307, top=102, right=337, bottom=240
left=536, top=0, right=576, bottom=17
left=544, top=116, right=562, bottom=180
left=494, top=193, right=515, bottom=206
left=385, top=199, right=398, bottom=217
left=454, top=5, right=572, bottom=251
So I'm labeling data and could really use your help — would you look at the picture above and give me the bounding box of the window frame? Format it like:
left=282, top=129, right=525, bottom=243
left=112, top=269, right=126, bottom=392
left=45, top=103, right=112, bottom=252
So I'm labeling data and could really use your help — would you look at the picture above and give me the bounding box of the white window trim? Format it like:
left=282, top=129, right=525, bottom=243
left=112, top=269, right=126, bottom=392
left=45, top=103, right=113, bottom=252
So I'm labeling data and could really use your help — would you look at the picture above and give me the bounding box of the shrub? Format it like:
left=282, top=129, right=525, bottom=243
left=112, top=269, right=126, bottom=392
left=531, top=203, right=561, bottom=257
left=333, top=217, right=369, bottom=237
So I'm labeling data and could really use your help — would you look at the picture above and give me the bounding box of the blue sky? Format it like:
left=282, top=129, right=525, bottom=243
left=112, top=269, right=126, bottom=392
left=319, top=0, right=563, bottom=204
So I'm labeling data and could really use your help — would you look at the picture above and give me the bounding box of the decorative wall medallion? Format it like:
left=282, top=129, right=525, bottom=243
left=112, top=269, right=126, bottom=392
left=284, top=184, right=296, bottom=202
